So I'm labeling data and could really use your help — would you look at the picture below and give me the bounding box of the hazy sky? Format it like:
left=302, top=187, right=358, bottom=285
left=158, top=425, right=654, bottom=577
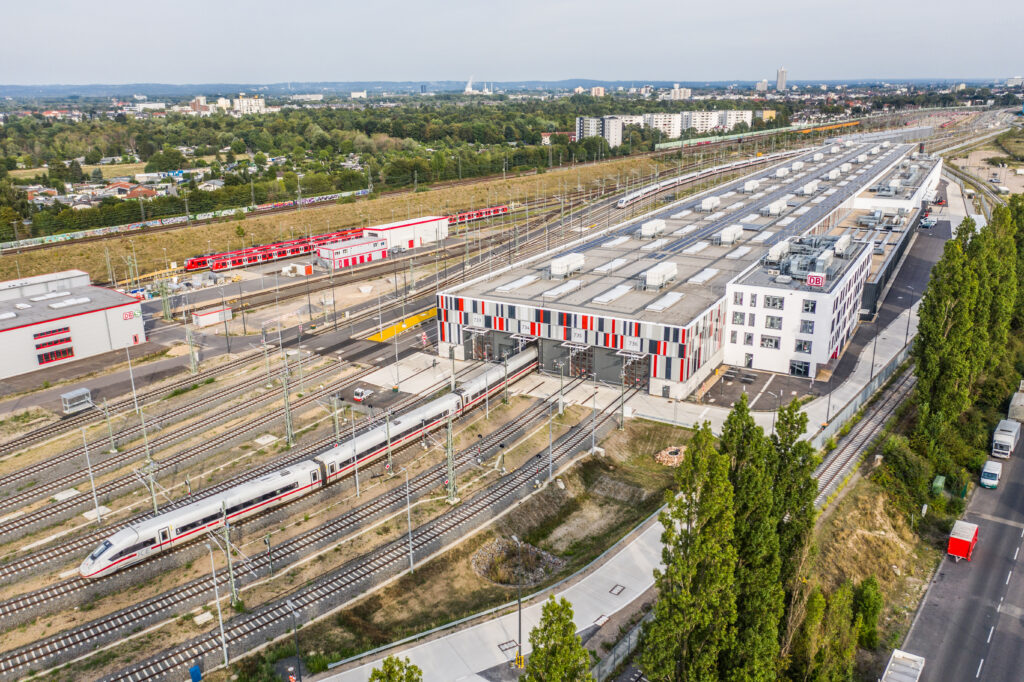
left=2, top=0, right=1020, bottom=84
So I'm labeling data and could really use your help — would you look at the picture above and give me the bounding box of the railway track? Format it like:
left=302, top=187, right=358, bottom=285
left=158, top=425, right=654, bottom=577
left=0, top=375, right=581, bottom=679
left=0, top=361, right=375, bottom=543
left=0, top=346, right=291, bottom=459
left=0, top=354, right=323, bottom=514
left=813, top=370, right=917, bottom=507
left=90, top=385, right=631, bottom=682
left=0, top=362, right=480, bottom=588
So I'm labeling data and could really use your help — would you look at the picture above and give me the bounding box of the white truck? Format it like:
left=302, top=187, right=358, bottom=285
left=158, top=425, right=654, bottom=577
left=992, top=419, right=1021, bottom=458
left=880, top=649, right=925, bottom=682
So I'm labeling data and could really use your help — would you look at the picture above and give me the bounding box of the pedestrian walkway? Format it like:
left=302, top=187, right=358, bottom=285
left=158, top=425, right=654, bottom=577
left=321, top=520, right=664, bottom=681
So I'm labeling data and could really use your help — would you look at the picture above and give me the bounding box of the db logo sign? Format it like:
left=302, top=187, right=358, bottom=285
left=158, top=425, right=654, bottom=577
left=122, top=311, right=137, bottom=320
left=806, top=273, right=825, bottom=287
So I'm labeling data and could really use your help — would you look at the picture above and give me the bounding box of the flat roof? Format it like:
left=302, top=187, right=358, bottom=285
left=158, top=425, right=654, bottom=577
left=734, top=236, right=870, bottom=293
left=0, top=285, right=138, bottom=333
left=446, top=142, right=914, bottom=328
left=363, top=216, right=446, bottom=231
left=0, top=270, right=89, bottom=292
left=856, top=153, right=941, bottom=203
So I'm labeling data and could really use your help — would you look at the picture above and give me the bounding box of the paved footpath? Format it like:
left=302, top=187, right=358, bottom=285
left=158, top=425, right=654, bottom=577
left=321, top=520, right=664, bottom=681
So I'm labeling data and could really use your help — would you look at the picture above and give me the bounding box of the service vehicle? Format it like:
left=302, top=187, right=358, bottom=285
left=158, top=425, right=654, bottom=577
left=947, top=520, right=979, bottom=562
left=880, top=649, right=925, bottom=682
left=981, top=460, right=1003, bottom=489
left=992, top=419, right=1021, bottom=458
left=352, top=387, right=374, bottom=403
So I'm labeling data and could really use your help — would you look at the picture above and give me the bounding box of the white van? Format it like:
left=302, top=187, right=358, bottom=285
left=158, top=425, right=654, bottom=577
left=981, top=460, right=1003, bottom=489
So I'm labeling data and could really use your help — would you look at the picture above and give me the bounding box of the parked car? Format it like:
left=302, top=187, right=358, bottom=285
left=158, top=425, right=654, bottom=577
left=981, top=460, right=1003, bottom=489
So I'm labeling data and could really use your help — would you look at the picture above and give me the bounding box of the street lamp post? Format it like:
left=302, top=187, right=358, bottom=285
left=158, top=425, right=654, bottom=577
left=511, top=535, right=524, bottom=665
left=125, top=348, right=139, bottom=414
left=82, top=428, right=101, bottom=525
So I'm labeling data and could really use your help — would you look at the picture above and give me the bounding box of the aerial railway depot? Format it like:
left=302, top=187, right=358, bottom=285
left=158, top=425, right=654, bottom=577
left=438, top=138, right=941, bottom=398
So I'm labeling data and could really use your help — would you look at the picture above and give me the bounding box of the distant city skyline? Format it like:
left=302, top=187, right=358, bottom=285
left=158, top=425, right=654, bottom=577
left=1, top=0, right=1020, bottom=85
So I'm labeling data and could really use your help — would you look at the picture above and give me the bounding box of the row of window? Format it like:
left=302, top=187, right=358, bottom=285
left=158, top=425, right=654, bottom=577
left=35, top=336, right=71, bottom=350
left=730, top=313, right=815, bottom=335
left=38, top=347, right=73, bottom=365
left=110, top=537, right=155, bottom=561
left=33, top=326, right=70, bottom=340
left=729, top=331, right=812, bottom=354
left=175, top=481, right=300, bottom=536
left=732, top=292, right=817, bottom=314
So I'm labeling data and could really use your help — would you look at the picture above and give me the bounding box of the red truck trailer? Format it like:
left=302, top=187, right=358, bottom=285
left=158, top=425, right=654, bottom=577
left=948, top=520, right=979, bottom=562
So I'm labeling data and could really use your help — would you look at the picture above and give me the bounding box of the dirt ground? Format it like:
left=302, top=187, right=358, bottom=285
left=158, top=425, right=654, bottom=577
left=950, top=148, right=1024, bottom=194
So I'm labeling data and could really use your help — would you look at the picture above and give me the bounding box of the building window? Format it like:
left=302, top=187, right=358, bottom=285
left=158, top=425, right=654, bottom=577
left=733, top=292, right=744, bottom=306
left=749, top=294, right=757, bottom=307
left=33, top=326, right=70, bottom=340
left=732, top=312, right=745, bottom=325
left=765, top=316, right=782, bottom=330
left=802, top=299, right=816, bottom=314
left=795, top=339, right=812, bottom=354
left=790, top=360, right=810, bottom=377
left=800, top=319, right=815, bottom=334
left=38, top=347, right=74, bottom=365
left=764, top=296, right=784, bottom=310
left=35, top=337, right=71, bottom=350
left=760, top=335, right=781, bottom=349
left=748, top=313, right=756, bottom=326
left=743, top=333, right=754, bottom=346
left=730, top=330, right=738, bottom=344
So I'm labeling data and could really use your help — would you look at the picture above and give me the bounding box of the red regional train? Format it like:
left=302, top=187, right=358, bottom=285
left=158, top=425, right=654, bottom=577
left=183, top=205, right=510, bottom=272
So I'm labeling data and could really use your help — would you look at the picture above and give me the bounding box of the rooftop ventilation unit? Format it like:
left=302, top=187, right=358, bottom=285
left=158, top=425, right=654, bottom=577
left=646, top=292, right=684, bottom=312
left=774, top=275, right=793, bottom=284
left=791, top=161, right=805, bottom=171
left=700, top=196, right=721, bottom=212
left=812, top=152, right=824, bottom=161
left=775, top=167, right=790, bottom=178
left=549, top=253, right=584, bottom=278
left=640, top=219, right=666, bottom=238
left=593, top=284, right=633, bottom=305
left=542, top=279, right=582, bottom=299
left=716, top=225, right=744, bottom=246
left=643, top=262, right=677, bottom=289
left=834, top=234, right=852, bottom=257
left=742, top=180, right=760, bottom=193
left=594, top=258, right=627, bottom=274
left=496, top=275, right=539, bottom=292
left=687, top=268, right=719, bottom=285
left=767, top=240, right=791, bottom=263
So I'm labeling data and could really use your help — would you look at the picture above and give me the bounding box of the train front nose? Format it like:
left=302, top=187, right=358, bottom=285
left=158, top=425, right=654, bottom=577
left=78, top=558, right=93, bottom=578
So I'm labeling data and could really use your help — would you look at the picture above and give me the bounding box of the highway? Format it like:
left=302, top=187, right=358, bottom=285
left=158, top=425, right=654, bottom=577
left=903, top=440, right=1024, bottom=681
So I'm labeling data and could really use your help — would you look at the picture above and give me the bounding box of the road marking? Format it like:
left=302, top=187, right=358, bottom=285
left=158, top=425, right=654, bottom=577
left=988, top=626, right=994, bottom=643
left=972, top=512, right=1024, bottom=530
left=977, top=658, right=984, bottom=678
left=1016, top=547, right=1020, bottom=561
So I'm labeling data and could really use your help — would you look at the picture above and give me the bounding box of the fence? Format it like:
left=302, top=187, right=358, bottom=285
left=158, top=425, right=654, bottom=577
left=810, top=342, right=911, bottom=451
left=590, top=611, right=654, bottom=681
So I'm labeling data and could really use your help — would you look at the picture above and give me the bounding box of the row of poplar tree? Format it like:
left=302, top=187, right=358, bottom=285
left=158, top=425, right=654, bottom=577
left=639, top=395, right=881, bottom=681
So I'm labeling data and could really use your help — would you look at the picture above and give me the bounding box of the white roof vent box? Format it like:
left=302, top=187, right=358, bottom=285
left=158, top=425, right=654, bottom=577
left=549, top=253, right=584, bottom=279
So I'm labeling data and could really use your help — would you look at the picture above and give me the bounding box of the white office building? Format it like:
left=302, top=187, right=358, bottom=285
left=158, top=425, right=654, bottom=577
left=777, top=67, right=788, bottom=91
left=756, top=79, right=769, bottom=92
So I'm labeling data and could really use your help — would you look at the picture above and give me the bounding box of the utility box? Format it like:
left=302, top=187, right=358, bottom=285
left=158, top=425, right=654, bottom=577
left=549, top=253, right=585, bottom=277
left=640, top=219, right=666, bottom=238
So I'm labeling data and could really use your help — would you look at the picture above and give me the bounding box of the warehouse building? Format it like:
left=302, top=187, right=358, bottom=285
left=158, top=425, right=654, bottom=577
left=0, top=271, right=145, bottom=380
left=362, top=216, right=449, bottom=252
left=437, top=140, right=938, bottom=399
left=316, top=236, right=389, bottom=269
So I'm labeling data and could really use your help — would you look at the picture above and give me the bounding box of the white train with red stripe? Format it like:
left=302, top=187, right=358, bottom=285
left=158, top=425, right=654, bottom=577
left=79, top=347, right=538, bottom=579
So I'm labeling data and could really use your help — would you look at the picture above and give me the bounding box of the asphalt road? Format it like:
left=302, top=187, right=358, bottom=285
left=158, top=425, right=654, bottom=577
left=903, top=440, right=1024, bottom=681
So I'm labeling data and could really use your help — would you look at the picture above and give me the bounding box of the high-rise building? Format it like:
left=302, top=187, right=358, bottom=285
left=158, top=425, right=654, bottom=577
left=1006, top=76, right=1023, bottom=87
left=755, top=79, right=769, bottom=92
left=590, top=86, right=606, bottom=97
left=776, top=67, right=787, bottom=91
left=668, top=84, right=692, bottom=100
left=575, top=116, right=623, bottom=148
left=644, top=113, right=682, bottom=139
left=233, top=93, right=266, bottom=115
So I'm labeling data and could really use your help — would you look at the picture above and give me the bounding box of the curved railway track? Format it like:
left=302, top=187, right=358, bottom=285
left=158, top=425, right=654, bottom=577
left=0, top=354, right=323, bottom=514
left=813, top=369, right=916, bottom=507
left=0, top=347, right=293, bottom=459
left=0, top=376, right=583, bottom=679
left=0, top=363, right=481, bottom=587
left=0, top=361, right=375, bottom=543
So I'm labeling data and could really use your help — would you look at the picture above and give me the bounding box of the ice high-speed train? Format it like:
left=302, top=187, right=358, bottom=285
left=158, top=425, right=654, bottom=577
left=614, top=150, right=799, bottom=209
left=80, top=348, right=539, bottom=579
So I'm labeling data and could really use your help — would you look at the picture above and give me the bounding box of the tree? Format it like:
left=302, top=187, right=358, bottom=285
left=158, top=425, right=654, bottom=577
left=90, top=168, right=104, bottom=182
left=718, top=395, right=783, bottom=682
left=522, top=596, right=593, bottom=682
left=913, top=230, right=978, bottom=441
left=787, top=587, right=825, bottom=682
left=853, top=576, right=883, bottom=649
left=368, top=655, right=422, bottom=682
left=771, top=400, right=819, bottom=595
left=641, top=422, right=737, bottom=682
left=84, top=148, right=102, bottom=165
